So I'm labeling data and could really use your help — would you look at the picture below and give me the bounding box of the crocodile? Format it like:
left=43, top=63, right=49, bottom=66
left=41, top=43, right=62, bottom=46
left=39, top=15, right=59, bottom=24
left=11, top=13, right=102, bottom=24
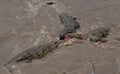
left=3, top=40, right=65, bottom=74
left=88, top=26, right=110, bottom=42
left=66, top=26, right=111, bottom=42
left=59, top=13, right=80, bottom=40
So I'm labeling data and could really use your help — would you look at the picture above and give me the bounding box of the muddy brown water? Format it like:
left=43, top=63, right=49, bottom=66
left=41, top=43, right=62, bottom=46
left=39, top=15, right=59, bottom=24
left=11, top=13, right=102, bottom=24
left=0, top=0, right=120, bottom=74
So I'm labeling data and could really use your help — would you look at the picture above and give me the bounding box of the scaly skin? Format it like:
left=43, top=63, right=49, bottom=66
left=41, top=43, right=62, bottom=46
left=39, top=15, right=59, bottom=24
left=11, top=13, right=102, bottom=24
left=66, top=27, right=110, bottom=42
left=4, top=40, right=65, bottom=74
left=88, top=27, right=110, bottom=42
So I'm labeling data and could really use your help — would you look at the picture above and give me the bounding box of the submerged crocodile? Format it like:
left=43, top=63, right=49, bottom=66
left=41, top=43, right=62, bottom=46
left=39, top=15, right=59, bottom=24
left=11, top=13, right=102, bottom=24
left=59, top=13, right=80, bottom=40
left=88, top=26, right=110, bottom=42
left=4, top=40, right=65, bottom=74
left=66, top=26, right=111, bottom=42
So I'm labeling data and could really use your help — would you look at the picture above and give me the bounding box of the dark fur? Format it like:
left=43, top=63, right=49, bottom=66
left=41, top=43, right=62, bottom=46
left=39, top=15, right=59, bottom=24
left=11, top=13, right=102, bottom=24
left=59, top=13, right=80, bottom=40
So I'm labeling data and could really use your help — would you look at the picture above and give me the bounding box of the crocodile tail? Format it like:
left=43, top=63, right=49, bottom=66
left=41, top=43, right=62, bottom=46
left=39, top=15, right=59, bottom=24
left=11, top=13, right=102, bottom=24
left=3, top=58, right=17, bottom=74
